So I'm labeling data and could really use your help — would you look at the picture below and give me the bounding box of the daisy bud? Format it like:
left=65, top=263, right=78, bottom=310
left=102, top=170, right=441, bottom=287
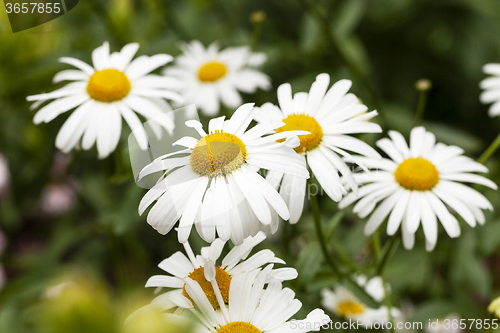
left=489, top=296, right=500, bottom=318
left=250, top=11, right=266, bottom=24
left=415, top=78, right=432, bottom=92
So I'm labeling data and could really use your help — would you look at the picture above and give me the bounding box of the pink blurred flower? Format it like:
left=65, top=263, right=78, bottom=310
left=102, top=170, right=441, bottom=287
left=40, top=183, right=76, bottom=216
left=0, top=230, right=7, bottom=291
left=0, top=154, right=10, bottom=198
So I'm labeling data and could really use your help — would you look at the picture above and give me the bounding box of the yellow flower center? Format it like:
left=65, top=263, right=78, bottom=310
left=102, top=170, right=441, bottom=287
left=217, top=322, right=262, bottom=333
left=337, top=301, right=364, bottom=317
left=275, top=114, right=322, bottom=153
left=190, top=131, right=247, bottom=178
left=394, top=157, right=439, bottom=191
left=198, top=61, right=227, bottom=82
left=182, top=266, right=231, bottom=309
left=86, top=69, right=131, bottom=102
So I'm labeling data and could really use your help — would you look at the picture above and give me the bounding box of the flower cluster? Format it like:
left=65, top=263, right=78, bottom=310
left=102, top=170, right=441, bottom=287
left=27, top=40, right=500, bottom=331
left=135, top=232, right=330, bottom=333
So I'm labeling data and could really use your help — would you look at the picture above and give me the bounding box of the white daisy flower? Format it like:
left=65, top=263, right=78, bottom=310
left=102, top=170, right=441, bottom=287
left=27, top=42, right=183, bottom=158
left=480, top=63, right=500, bottom=117
left=170, top=263, right=330, bottom=333
left=138, top=103, right=309, bottom=245
left=164, top=40, right=271, bottom=116
left=255, top=73, right=382, bottom=223
left=321, top=275, right=399, bottom=326
left=146, top=231, right=297, bottom=310
left=339, top=126, right=498, bottom=251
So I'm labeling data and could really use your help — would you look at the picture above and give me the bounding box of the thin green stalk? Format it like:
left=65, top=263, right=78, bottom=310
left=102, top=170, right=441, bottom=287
left=310, top=185, right=341, bottom=276
left=414, top=79, right=432, bottom=126
left=297, top=0, right=386, bottom=126
left=373, top=233, right=396, bottom=333
left=414, top=91, right=428, bottom=126
left=381, top=275, right=395, bottom=333
left=250, top=20, right=264, bottom=51
left=376, top=234, right=400, bottom=276
left=477, top=132, right=500, bottom=164
left=331, top=242, right=359, bottom=273
left=308, top=178, right=379, bottom=306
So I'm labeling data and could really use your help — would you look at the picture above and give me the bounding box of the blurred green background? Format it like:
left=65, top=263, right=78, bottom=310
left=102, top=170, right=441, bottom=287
left=2, top=0, right=500, bottom=332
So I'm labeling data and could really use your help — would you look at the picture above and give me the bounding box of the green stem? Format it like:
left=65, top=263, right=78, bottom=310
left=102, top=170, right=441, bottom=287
left=373, top=232, right=396, bottom=333
left=414, top=90, right=428, bottom=126
left=331, top=242, right=359, bottom=273
left=382, top=276, right=395, bottom=333
left=308, top=178, right=379, bottom=306
left=297, top=0, right=386, bottom=126
left=310, top=185, right=341, bottom=276
left=250, top=18, right=264, bottom=51
left=478, top=132, right=500, bottom=164
left=376, top=234, right=400, bottom=276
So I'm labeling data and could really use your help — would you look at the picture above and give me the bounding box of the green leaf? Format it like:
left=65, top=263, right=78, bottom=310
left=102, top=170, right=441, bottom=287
left=478, top=220, right=500, bottom=256
left=296, top=242, right=324, bottom=283
left=343, top=276, right=379, bottom=308
left=332, top=0, right=366, bottom=40
left=300, top=14, right=322, bottom=53
left=325, top=211, right=344, bottom=241
left=410, top=300, right=460, bottom=323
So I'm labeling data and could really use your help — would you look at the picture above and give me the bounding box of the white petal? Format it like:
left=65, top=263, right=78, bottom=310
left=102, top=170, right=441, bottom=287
left=59, top=57, right=95, bottom=75
left=364, top=189, right=403, bottom=235
left=158, top=252, right=194, bottom=277
left=53, top=69, right=89, bottom=83
left=386, top=189, right=410, bottom=235
left=92, top=41, right=110, bottom=70
left=388, top=130, right=410, bottom=158
left=55, top=101, right=92, bottom=152
left=145, top=275, right=184, bottom=288
left=439, top=173, right=497, bottom=189
left=426, top=191, right=461, bottom=238
left=117, top=43, right=140, bottom=71
left=306, top=73, right=330, bottom=117
left=126, top=54, right=173, bottom=80
left=409, top=126, right=426, bottom=157
left=33, top=94, right=88, bottom=124
left=208, top=116, right=226, bottom=133
left=307, top=150, right=345, bottom=201
left=232, top=169, right=272, bottom=225
left=277, top=83, right=294, bottom=115
left=420, top=193, right=438, bottom=251
left=117, top=103, right=148, bottom=150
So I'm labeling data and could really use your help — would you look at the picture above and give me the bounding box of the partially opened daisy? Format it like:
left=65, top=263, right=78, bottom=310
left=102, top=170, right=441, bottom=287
left=171, top=264, right=330, bottom=333
left=339, top=127, right=497, bottom=251
left=480, top=63, right=500, bottom=117
left=255, top=73, right=382, bottom=223
left=164, top=40, right=271, bottom=116
left=138, top=103, right=309, bottom=244
left=321, top=275, right=399, bottom=326
left=27, top=42, right=183, bottom=158
left=146, top=231, right=297, bottom=310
